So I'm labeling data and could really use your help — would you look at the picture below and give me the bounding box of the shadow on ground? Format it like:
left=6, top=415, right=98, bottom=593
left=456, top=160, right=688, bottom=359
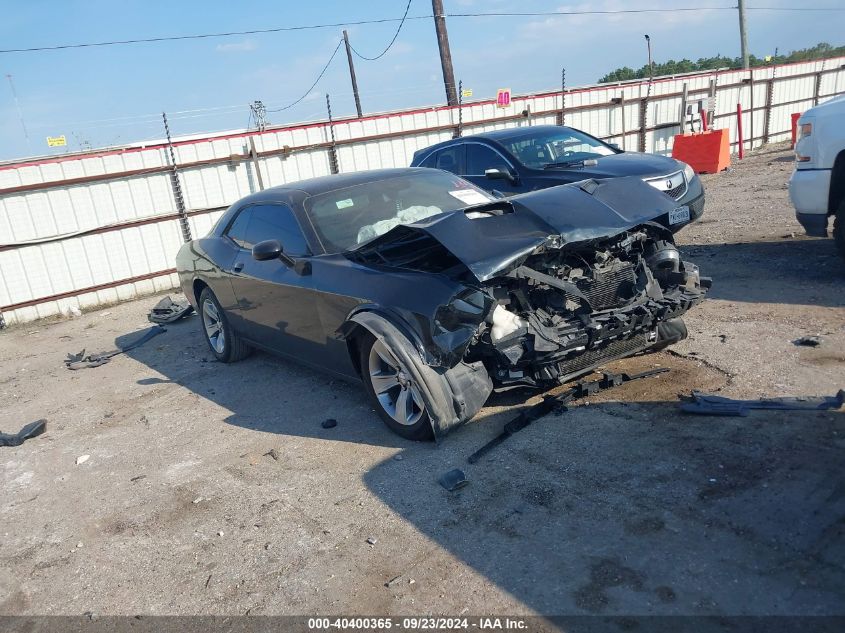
left=119, top=317, right=845, bottom=616
left=680, top=238, right=844, bottom=307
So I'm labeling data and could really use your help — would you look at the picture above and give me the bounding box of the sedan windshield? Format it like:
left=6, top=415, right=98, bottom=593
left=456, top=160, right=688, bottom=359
left=502, top=128, right=617, bottom=169
left=304, top=171, right=494, bottom=253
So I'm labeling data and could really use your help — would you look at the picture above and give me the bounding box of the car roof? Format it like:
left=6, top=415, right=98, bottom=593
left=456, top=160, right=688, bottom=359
left=237, top=168, right=433, bottom=205
left=466, top=125, right=567, bottom=141
left=414, top=125, right=572, bottom=159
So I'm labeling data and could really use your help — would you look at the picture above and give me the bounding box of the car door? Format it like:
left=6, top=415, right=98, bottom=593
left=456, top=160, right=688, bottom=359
left=462, top=142, right=524, bottom=195
left=225, top=203, right=322, bottom=359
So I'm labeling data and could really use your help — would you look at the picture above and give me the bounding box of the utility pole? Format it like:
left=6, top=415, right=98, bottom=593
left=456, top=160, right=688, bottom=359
left=5, top=74, right=31, bottom=151
left=431, top=0, right=458, bottom=106
left=342, top=30, right=363, bottom=118
left=343, top=29, right=363, bottom=119
left=737, top=0, right=750, bottom=69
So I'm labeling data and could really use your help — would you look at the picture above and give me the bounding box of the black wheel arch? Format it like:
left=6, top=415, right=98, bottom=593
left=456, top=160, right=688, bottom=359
left=829, top=150, right=845, bottom=216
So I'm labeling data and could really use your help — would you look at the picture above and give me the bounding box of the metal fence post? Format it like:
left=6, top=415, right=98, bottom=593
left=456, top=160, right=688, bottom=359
left=763, top=65, right=776, bottom=145
left=248, top=137, right=265, bottom=191
left=638, top=97, right=648, bottom=153
left=326, top=94, right=339, bottom=175
left=162, top=112, right=192, bottom=243
left=557, top=68, right=567, bottom=126
left=454, top=79, right=463, bottom=139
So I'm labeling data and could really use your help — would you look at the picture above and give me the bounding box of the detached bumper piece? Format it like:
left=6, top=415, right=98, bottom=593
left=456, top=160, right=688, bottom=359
left=681, top=389, right=845, bottom=417
left=148, top=296, right=194, bottom=324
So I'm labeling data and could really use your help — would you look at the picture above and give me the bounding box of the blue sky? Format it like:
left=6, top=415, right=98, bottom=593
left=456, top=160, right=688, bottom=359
left=0, top=0, right=842, bottom=161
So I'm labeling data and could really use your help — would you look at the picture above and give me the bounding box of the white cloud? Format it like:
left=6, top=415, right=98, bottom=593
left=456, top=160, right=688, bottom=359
left=216, top=39, right=258, bottom=53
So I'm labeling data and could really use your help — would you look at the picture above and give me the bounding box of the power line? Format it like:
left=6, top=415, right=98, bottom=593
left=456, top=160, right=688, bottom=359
left=265, top=39, right=344, bottom=113
left=4, top=6, right=844, bottom=55
left=0, top=16, right=432, bottom=54
left=348, top=0, right=413, bottom=61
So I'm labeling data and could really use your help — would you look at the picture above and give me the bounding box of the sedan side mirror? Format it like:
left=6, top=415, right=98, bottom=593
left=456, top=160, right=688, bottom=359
left=252, top=239, right=283, bottom=261
left=485, top=167, right=518, bottom=184
left=252, top=239, right=311, bottom=275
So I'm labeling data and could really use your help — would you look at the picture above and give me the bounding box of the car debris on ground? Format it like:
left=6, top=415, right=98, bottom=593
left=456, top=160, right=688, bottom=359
left=0, top=419, right=47, bottom=447
left=438, top=468, right=469, bottom=492
left=65, top=325, right=166, bottom=370
left=147, top=296, right=194, bottom=324
left=793, top=335, right=823, bottom=347
left=680, top=389, right=845, bottom=416
left=467, top=368, right=669, bottom=464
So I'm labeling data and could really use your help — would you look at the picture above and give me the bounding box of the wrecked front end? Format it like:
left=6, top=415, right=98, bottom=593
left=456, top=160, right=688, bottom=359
left=462, top=227, right=709, bottom=389
left=348, top=177, right=710, bottom=433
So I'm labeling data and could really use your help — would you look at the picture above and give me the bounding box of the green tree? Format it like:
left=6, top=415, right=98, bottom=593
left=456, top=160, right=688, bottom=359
left=598, top=42, right=845, bottom=83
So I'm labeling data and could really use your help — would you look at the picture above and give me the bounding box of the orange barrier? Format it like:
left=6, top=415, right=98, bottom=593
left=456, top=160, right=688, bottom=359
left=671, top=129, right=731, bottom=174
left=791, top=112, right=802, bottom=148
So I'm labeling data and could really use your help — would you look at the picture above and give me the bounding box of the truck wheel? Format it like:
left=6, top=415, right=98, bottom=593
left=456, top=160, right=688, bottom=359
left=199, top=287, right=252, bottom=363
left=358, top=331, right=434, bottom=441
left=835, top=199, right=845, bottom=262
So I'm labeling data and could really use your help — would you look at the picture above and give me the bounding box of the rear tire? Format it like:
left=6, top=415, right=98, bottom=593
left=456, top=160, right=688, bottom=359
left=834, top=199, right=845, bottom=262
left=358, top=331, right=434, bottom=441
left=199, top=287, right=251, bottom=363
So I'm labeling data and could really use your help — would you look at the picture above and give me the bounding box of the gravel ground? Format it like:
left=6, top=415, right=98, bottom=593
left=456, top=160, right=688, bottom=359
left=1, top=142, right=843, bottom=619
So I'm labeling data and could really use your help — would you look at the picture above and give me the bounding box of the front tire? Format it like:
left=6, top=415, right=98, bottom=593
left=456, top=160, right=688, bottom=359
left=199, top=287, right=251, bottom=363
left=834, top=199, right=845, bottom=262
left=358, top=331, right=434, bottom=441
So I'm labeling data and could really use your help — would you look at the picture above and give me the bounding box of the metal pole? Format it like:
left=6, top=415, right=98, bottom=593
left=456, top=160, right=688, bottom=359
left=162, top=112, right=192, bottom=243
left=559, top=67, right=567, bottom=126
left=432, top=0, right=458, bottom=106
left=249, top=137, right=265, bottom=191
left=736, top=103, right=744, bottom=159
left=454, top=79, right=463, bottom=139
left=738, top=0, right=750, bottom=69
left=326, top=94, right=339, bottom=175
left=342, top=30, right=363, bottom=118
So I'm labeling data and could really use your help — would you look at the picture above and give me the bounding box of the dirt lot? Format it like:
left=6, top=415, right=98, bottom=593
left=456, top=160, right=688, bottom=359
left=1, top=143, right=843, bottom=618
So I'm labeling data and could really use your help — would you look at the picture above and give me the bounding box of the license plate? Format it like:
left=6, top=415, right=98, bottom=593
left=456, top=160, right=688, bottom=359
left=669, top=205, right=690, bottom=225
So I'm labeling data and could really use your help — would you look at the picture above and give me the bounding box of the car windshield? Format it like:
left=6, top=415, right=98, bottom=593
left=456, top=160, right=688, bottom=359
left=501, top=128, right=617, bottom=169
left=304, top=170, right=495, bottom=253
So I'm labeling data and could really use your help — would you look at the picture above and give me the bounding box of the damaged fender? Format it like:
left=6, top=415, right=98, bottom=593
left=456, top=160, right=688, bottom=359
left=343, top=311, right=492, bottom=440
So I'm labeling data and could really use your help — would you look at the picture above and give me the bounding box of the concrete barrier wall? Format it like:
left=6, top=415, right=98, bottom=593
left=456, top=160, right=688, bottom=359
left=1, top=57, right=843, bottom=326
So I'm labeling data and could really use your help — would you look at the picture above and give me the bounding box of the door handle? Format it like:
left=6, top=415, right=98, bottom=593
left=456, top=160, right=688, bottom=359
left=232, top=262, right=244, bottom=273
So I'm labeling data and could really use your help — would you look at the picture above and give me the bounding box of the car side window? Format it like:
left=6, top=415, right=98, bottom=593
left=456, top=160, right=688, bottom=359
left=434, top=145, right=465, bottom=175
left=466, top=144, right=510, bottom=175
left=225, top=207, right=253, bottom=249
left=417, top=150, right=438, bottom=168
left=243, top=204, right=310, bottom=257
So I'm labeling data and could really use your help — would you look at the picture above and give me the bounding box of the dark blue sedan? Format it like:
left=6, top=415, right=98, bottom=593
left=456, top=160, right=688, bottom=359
left=411, top=125, right=705, bottom=232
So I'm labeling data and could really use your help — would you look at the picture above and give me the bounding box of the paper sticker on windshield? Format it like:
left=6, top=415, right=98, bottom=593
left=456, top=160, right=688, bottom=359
left=449, top=189, right=491, bottom=205
left=336, top=199, right=354, bottom=209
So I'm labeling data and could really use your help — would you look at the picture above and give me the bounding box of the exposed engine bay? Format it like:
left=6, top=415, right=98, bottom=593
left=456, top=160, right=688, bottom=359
left=462, top=227, right=710, bottom=388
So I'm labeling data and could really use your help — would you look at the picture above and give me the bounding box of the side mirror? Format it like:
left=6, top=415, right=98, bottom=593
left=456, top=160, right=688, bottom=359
left=252, top=239, right=283, bottom=261
left=485, top=167, right=518, bottom=184
left=608, top=143, right=621, bottom=151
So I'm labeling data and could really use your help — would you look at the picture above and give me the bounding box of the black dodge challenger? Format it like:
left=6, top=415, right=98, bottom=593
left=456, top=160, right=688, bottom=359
left=176, top=168, right=710, bottom=440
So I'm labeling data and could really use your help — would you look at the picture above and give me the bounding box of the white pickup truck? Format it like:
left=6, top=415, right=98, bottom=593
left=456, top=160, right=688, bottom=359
left=788, top=95, right=845, bottom=260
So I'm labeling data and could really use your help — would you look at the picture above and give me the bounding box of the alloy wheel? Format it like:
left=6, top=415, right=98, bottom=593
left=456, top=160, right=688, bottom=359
left=202, top=298, right=226, bottom=354
left=367, top=339, right=425, bottom=426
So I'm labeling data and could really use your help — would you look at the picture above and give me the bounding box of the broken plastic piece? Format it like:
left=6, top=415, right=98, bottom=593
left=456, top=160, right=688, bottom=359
left=65, top=326, right=166, bottom=370
left=680, top=390, right=845, bottom=417
left=793, top=335, right=822, bottom=347
left=467, top=368, right=669, bottom=463
left=439, top=468, right=468, bottom=491
left=148, top=296, right=195, bottom=324
left=0, top=419, right=47, bottom=447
